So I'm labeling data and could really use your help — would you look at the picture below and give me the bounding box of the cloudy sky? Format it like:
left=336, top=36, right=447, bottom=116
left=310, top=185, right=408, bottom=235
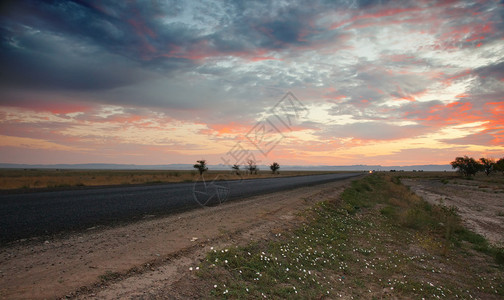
left=0, top=0, right=503, bottom=166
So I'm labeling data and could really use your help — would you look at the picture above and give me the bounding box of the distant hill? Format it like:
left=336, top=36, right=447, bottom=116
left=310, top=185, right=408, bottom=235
left=0, top=163, right=453, bottom=171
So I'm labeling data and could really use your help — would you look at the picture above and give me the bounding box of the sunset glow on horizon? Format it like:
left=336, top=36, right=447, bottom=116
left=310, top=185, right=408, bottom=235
left=0, top=0, right=503, bottom=166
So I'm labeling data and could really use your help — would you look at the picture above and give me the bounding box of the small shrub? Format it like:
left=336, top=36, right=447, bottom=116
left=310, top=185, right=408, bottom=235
left=454, top=227, right=489, bottom=252
left=380, top=205, right=397, bottom=218
left=495, top=249, right=504, bottom=265
left=99, top=271, right=121, bottom=282
left=391, top=176, right=401, bottom=185
left=354, top=182, right=372, bottom=192
left=401, top=207, right=432, bottom=230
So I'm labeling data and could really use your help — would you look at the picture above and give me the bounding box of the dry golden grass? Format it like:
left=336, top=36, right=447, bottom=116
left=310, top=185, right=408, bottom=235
left=0, top=169, right=347, bottom=190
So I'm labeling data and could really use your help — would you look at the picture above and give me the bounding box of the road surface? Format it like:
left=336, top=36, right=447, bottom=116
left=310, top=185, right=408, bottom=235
left=0, top=173, right=361, bottom=244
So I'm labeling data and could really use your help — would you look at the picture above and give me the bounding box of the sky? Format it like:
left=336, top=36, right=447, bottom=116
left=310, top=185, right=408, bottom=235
left=0, top=0, right=503, bottom=167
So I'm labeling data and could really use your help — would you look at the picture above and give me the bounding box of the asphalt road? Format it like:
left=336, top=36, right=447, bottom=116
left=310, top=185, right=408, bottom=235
left=0, top=173, right=361, bottom=244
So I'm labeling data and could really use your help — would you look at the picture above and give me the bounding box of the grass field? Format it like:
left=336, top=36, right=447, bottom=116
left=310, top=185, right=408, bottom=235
left=192, top=173, right=504, bottom=299
left=0, top=169, right=350, bottom=190
left=394, top=170, right=504, bottom=185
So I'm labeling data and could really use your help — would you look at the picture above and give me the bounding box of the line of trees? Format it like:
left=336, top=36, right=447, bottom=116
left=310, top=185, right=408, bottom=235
left=193, top=160, right=281, bottom=175
left=450, top=156, right=504, bottom=177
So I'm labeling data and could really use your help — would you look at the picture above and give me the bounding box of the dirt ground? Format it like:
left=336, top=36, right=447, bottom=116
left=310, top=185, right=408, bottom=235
left=402, top=176, right=504, bottom=247
left=0, top=176, right=359, bottom=300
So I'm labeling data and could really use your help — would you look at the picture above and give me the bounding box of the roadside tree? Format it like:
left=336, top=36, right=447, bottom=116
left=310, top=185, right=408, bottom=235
left=231, top=164, right=240, bottom=175
left=270, top=162, right=280, bottom=174
left=193, top=160, right=208, bottom=176
left=450, top=156, right=481, bottom=177
left=247, top=159, right=258, bottom=175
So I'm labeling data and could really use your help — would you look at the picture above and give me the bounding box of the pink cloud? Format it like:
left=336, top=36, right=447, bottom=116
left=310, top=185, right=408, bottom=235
left=330, top=6, right=425, bottom=30
left=157, top=43, right=281, bottom=63
left=393, top=85, right=427, bottom=102
left=7, top=101, right=92, bottom=115
left=249, top=56, right=278, bottom=62
left=441, top=69, right=472, bottom=86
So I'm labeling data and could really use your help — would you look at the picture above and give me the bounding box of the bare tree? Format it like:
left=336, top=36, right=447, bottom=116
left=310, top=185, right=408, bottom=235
left=270, top=162, right=280, bottom=174
left=247, top=159, right=258, bottom=175
left=193, top=160, right=208, bottom=176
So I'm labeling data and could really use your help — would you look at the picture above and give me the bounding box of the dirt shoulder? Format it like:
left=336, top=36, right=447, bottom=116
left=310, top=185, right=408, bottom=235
left=402, top=177, right=504, bottom=247
left=0, top=176, right=360, bottom=299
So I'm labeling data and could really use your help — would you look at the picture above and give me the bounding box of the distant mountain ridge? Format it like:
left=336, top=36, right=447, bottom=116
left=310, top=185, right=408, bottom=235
left=0, top=163, right=453, bottom=171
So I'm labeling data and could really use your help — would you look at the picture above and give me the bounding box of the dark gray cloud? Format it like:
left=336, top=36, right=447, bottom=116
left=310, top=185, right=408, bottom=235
left=398, top=100, right=444, bottom=121
left=470, top=60, right=504, bottom=96
left=0, top=0, right=331, bottom=63
left=474, top=60, right=504, bottom=81
left=1, top=0, right=503, bottom=127
left=0, top=0, right=349, bottom=98
left=0, top=0, right=199, bottom=69
left=0, top=28, right=154, bottom=91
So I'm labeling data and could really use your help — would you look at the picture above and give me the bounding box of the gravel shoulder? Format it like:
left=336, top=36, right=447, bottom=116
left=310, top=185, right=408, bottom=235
left=0, top=176, right=359, bottom=299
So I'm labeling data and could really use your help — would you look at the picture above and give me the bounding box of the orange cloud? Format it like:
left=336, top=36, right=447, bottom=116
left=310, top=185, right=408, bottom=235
left=408, top=100, right=503, bottom=147
left=203, top=122, right=251, bottom=136
left=483, top=101, right=504, bottom=145
left=428, top=101, right=479, bottom=123
left=0, top=135, right=89, bottom=151
left=456, top=93, right=470, bottom=98
left=99, top=114, right=144, bottom=124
